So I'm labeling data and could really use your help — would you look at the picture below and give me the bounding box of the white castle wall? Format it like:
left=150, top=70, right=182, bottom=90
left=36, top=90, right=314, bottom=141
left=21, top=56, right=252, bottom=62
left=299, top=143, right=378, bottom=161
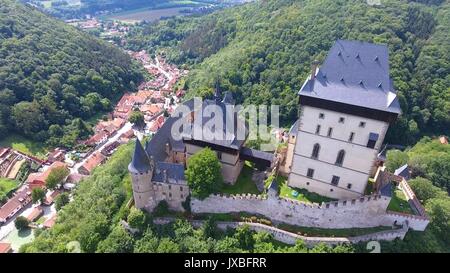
left=191, top=193, right=429, bottom=231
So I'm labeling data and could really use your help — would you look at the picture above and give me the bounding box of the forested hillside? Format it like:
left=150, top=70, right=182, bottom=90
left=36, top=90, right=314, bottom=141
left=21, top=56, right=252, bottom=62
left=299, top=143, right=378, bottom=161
left=126, top=0, right=449, bottom=145
left=0, top=0, right=143, bottom=147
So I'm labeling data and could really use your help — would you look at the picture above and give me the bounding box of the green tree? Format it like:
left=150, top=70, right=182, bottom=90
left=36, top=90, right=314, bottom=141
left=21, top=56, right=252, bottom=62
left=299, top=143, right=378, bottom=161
left=31, top=188, right=46, bottom=204
left=46, top=166, right=70, bottom=190
left=134, top=229, right=159, bottom=253
left=156, top=238, right=180, bottom=253
left=128, top=110, right=145, bottom=127
left=408, top=177, right=447, bottom=202
left=185, top=147, right=222, bottom=199
left=15, top=216, right=30, bottom=231
left=55, top=192, right=70, bottom=211
left=233, top=225, right=255, bottom=251
left=127, top=207, right=149, bottom=231
left=426, top=198, right=450, bottom=245
left=386, top=150, right=409, bottom=172
left=96, top=226, right=134, bottom=253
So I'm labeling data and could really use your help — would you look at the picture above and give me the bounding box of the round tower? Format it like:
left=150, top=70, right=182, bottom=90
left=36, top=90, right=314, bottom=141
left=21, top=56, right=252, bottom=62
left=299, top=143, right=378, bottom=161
left=128, top=138, right=154, bottom=209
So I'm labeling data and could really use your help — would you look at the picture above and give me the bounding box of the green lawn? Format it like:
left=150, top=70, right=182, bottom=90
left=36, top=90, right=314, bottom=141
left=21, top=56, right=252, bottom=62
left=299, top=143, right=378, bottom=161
left=387, top=188, right=414, bottom=214
left=35, top=216, right=46, bottom=225
left=277, top=223, right=394, bottom=237
left=218, top=162, right=259, bottom=195
left=0, top=134, right=47, bottom=158
left=0, top=178, right=19, bottom=196
left=278, top=176, right=335, bottom=204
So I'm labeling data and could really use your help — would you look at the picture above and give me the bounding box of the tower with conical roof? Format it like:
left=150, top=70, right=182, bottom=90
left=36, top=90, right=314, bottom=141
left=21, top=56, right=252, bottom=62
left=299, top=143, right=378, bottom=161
left=129, top=138, right=155, bottom=209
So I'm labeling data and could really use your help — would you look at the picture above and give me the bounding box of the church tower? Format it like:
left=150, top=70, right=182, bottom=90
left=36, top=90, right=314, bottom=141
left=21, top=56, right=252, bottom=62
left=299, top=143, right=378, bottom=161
left=128, top=138, right=155, bottom=209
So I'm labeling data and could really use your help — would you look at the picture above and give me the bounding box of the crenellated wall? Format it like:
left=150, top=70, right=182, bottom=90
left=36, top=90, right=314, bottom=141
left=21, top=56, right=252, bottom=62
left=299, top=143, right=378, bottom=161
left=191, top=192, right=429, bottom=231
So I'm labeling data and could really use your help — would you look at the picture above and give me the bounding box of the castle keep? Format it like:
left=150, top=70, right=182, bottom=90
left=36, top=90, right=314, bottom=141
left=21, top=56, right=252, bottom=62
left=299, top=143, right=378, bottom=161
left=286, top=40, right=402, bottom=199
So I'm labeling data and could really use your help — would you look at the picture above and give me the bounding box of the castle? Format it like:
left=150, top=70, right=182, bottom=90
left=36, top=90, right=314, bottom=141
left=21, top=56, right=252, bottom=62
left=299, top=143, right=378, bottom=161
left=283, top=40, right=402, bottom=200
left=129, top=40, right=430, bottom=236
left=129, top=92, right=274, bottom=212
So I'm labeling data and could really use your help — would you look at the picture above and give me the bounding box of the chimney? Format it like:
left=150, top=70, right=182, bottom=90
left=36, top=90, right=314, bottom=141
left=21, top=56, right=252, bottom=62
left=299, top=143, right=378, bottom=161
left=311, top=60, right=319, bottom=80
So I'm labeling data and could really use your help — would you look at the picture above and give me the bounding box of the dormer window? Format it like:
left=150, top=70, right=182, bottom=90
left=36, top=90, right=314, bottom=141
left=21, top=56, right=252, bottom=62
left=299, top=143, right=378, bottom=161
left=359, top=122, right=366, bottom=128
left=339, top=117, right=345, bottom=123
left=319, top=113, right=325, bottom=119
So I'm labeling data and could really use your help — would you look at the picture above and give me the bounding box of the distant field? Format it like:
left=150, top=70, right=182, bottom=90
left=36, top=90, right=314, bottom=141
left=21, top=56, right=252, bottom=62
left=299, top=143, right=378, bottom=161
left=106, top=7, right=190, bottom=23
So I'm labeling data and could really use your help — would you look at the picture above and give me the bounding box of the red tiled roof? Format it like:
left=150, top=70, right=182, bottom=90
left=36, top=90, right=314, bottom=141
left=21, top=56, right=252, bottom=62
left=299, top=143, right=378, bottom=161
left=0, top=243, right=12, bottom=253
left=79, top=152, right=106, bottom=175
left=43, top=214, right=57, bottom=229
left=26, top=206, right=43, bottom=222
left=0, top=187, right=31, bottom=222
left=26, top=161, right=68, bottom=185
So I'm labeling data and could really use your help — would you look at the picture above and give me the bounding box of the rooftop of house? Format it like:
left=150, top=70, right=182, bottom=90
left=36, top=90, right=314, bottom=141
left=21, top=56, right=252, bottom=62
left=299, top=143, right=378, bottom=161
left=0, top=187, right=31, bottom=221
left=26, top=161, right=68, bottom=184
left=299, top=40, right=401, bottom=115
left=80, top=152, right=106, bottom=173
left=0, top=243, right=12, bottom=253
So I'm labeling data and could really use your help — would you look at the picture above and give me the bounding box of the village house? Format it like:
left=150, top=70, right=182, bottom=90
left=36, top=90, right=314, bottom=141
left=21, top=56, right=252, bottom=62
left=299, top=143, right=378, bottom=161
left=0, top=243, right=12, bottom=253
left=43, top=213, right=57, bottom=229
left=26, top=161, right=68, bottom=190
left=46, top=148, right=66, bottom=164
left=26, top=206, right=43, bottom=222
left=0, top=186, right=32, bottom=224
left=78, top=152, right=107, bottom=175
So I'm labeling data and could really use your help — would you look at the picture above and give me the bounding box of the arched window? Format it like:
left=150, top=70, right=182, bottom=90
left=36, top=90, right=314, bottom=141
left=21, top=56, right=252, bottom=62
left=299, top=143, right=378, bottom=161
left=335, top=150, right=345, bottom=166
left=311, top=143, right=320, bottom=159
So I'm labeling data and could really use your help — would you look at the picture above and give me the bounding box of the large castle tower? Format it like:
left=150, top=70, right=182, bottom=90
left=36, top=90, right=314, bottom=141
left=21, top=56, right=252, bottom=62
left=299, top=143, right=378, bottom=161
left=128, top=138, right=155, bottom=209
left=288, top=40, right=401, bottom=199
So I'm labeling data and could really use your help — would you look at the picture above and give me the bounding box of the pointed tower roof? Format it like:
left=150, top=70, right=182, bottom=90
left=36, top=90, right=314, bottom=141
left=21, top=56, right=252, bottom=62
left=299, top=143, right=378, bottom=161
left=128, top=138, right=151, bottom=173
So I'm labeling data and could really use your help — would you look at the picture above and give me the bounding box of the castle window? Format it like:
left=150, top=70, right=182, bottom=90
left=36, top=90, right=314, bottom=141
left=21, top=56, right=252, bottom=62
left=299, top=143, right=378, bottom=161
left=367, top=133, right=379, bottom=149
left=330, top=189, right=334, bottom=192
left=180, top=186, right=183, bottom=191
left=347, top=183, right=352, bottom=189
left=359, top=121, right=366, bottom=128
left=315, top=125, right=321, bottom=134
left=306, top=182, right=310, bottom=186
left=169, top=185, right=171, bottom=190
left=217, top=151, right=222, bottom=160
left=335, top=150, right=345, bottom=166
left=169, top=193, right=172, bottom=198
left=327, top=127, right=333, bottom=137
left=311, top=143, right=320, bottom=159
left=307, top=168, right=315, bottom=178
left=319, top=113, right=325, bottom=119
left=181, top=194, right=183, bottom=198
left=331, top=175, right=340, bottom=186
left=339, top=117, right=345, bottom=123
left=349, top=132, right=355, bottom=142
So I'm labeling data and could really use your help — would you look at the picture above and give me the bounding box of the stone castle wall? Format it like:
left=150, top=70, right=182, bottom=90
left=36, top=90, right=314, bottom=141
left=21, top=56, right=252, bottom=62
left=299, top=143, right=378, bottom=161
left=191, top=193, right=429, bottom=231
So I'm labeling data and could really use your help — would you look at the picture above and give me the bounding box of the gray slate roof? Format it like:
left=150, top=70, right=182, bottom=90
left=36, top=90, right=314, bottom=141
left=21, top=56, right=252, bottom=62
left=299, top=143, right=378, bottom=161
left=153, top=162, right=186, bottom=184
left=394, top=164, right=410, bottom=180
left=129, top=138, right=151, bottom=173
left=299, top=40, right=401, bottom=114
